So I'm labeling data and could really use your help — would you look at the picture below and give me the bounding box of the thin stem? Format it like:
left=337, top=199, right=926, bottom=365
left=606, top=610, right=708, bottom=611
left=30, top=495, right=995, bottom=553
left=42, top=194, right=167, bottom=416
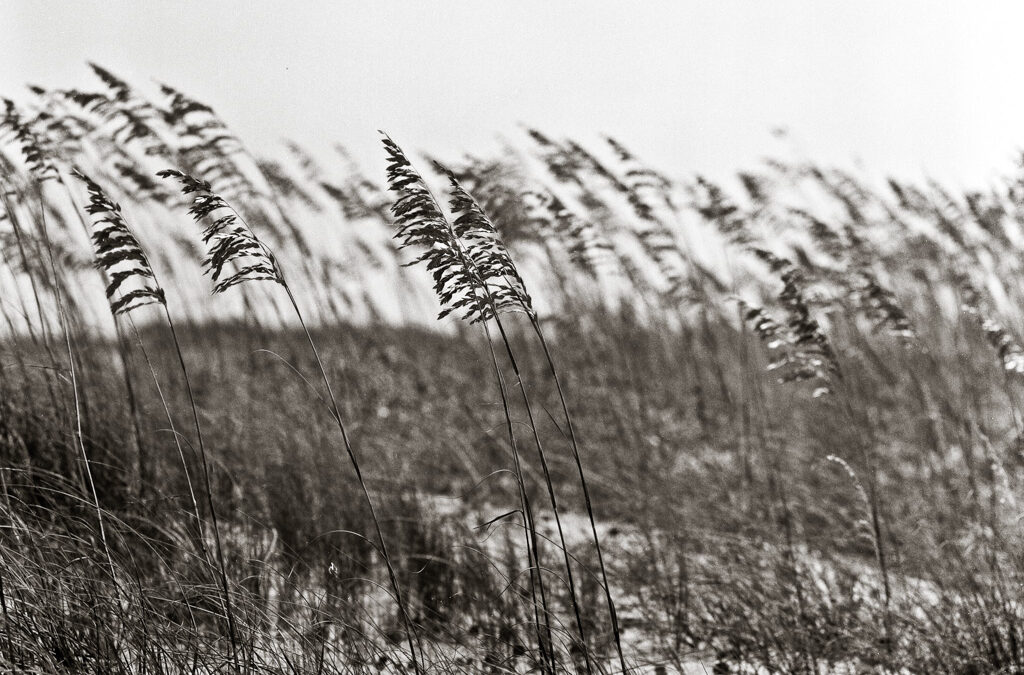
left=386, top=149, right=594, bottom=669
left=531, top=317, right=628, bottom=674
left=201, top=180, right=418, bottom=669
left=59, top=173, right=150, bottom=504
left=281, top=285, right=422, bottom=675
left=162, top=305, right=241, bottom=671
left=36, top=188, right=117, bottom=587
left=0, top=186, right=68, bottom=459
left=491, top=312, right=593, bottom=674
left=124, top=316, right=208, bottom=560
left=481, top=322, right=556, bottom=674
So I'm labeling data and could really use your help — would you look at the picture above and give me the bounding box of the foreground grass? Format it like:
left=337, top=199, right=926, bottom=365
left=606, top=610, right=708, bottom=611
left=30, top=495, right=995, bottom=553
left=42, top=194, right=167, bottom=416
left=2, top=307, right=1023, bottom=673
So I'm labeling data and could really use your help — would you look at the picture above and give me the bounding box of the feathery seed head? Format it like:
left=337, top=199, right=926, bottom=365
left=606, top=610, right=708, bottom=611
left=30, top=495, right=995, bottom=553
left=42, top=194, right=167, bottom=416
left=447, top=172, right=534, bottom=318
left=383, top=134, right=486, bottom=322
left=158, top=168, right=283, bottom=293
left=740, top=255, right=841, bottom=397
left=73, top=169, right=166, bottom=315
left=383, top=133, right=533, bottom=324
left=1, top=99, right=59, bottom=181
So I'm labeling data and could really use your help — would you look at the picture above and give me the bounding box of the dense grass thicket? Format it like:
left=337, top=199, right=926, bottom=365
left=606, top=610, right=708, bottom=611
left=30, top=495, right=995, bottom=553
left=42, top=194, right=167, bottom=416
left=4, top=65, right=1024, bottom=673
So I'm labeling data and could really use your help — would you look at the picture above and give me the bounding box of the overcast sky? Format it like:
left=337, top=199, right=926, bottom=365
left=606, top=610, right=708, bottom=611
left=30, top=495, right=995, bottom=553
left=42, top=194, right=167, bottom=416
left=4, top=1, right=1024, bottom=188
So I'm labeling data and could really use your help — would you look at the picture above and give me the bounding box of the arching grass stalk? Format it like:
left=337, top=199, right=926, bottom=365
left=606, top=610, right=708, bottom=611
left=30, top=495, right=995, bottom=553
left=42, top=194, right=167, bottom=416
left=279, top=281, right=423, bottom=669
left=382, top=135, right=598, bottom=671
left=32, top=183, right=117, bottom=588
left=450, top=165, right=616, bottom=671
left=488, top=310, right=593, bottom=672
left=72, top=171, right=240, bottom=670
left=481, top=321, right=556, bottom=673
left=157, top=168, right=422, bottom=674
left=528, top=315, right=628, bottom=673
left=742, top=253, right=894, bottom=653
left=55, top=171, right=150, bottom=502
left=123, top=316, right=208, bottom=565
left=159, top=302, right=242, bottom=661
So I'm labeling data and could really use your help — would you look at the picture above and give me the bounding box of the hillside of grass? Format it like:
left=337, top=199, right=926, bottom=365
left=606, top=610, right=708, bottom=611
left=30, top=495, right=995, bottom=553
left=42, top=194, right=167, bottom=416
left=4, top=65, right=1024, bottom=673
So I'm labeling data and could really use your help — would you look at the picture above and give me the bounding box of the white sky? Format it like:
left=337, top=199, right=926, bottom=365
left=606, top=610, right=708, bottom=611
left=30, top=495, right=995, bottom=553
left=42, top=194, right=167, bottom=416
left=4, top=1, right=1024, bottom=188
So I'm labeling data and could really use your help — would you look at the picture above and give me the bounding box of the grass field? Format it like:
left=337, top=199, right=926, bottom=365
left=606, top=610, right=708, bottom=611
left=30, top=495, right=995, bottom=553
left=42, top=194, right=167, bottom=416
left=3, top=65, right=1024, bottom=673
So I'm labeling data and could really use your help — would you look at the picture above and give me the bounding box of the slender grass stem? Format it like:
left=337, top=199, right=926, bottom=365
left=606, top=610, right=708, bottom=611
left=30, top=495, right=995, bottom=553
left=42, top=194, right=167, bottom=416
left=35, top=187, right=118, bottom=591
left=490, top=312, right=593, bottom=674
left=481, top=322, right=556, bottom=674
left=530, top=317, right=627, bottom=673
left=281, top=284, right=423, bottom=675
left=162, top=304, right=241, bottom=670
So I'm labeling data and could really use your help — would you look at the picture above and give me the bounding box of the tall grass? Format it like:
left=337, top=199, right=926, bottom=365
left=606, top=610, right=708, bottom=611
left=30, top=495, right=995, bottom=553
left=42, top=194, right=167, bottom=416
left=74, top=168, right=241, bottom=666
left=7, top=64, right=1024, bottom=674
left=157, top=168, right=423, bottom=673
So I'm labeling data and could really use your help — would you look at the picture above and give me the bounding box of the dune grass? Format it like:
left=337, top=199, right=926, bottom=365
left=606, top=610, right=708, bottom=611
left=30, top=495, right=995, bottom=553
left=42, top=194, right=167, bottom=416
left=5, top=65, right=1024, bottom=673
